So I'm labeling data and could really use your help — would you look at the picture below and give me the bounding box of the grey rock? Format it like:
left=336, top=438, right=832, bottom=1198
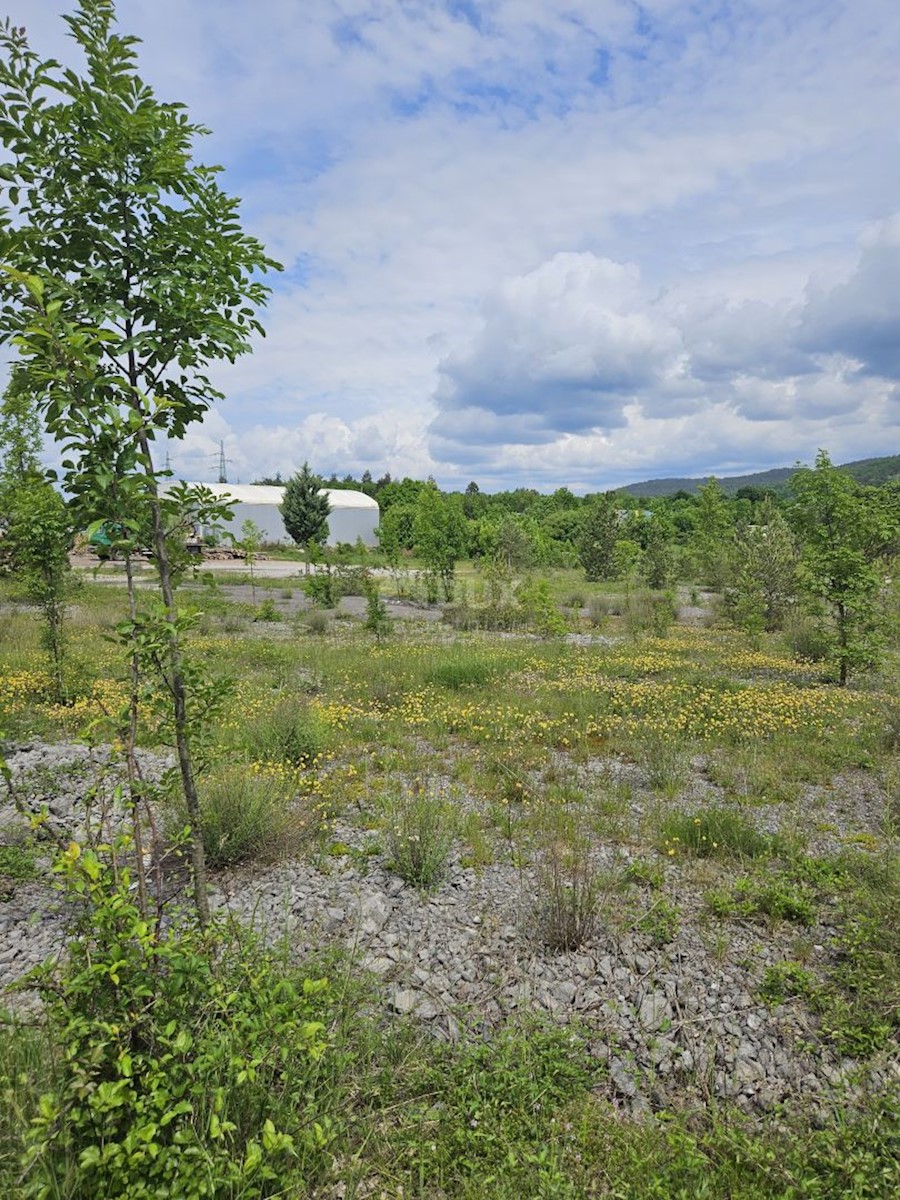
left=552, top=980, right=578, bottom=1006
left=389, top=988, right=420, bottom=1015
left=610, top=1058, right=638, bottom=1098
left=638, top=993, right=670, bottom=1031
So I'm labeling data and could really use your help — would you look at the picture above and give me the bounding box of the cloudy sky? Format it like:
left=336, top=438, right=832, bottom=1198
left=8, top=0, right=900, bottom=491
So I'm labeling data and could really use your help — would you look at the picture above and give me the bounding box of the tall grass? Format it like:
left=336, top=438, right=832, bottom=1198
left=533, top=840, right=601, bottom=950
left=198, top=765, right=302, bottom=868
left=382, top=781, right=457, bottom=888
left=660, top=807, right=774, bottom=859
left=424, top=650, right=498, bottom=690
left=242, top=697, right=329, bottom=767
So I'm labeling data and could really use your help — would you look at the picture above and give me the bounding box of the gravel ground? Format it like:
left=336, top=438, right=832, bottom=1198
left=1, top=740, right=897, bottom=1116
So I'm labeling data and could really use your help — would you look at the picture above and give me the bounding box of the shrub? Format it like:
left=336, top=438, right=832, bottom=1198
left=303, top=608, right=330, bottom=635
left=16, top=843, right=333, bottom=1199
left=625, top=588, right=677, bottom=638
left=199, top=765, right=299, bottom=868
left=442, top=601, right=522, bottom=631
left=363, top=576, right=390, bottom=638
left=783, top=611, right=831, bottom=662
left=255, top=596, right=280, bottom=622
left=588, top=592, right=625, bottom=620
left=304, top=571, right=337, bottom=608
left=382, top=781, right=457, bottom=889
left=302, top=563, right=376, bottom=605
left=585, top=595, right=609, bottom=628
left=516, top=577, right=568, bottom=637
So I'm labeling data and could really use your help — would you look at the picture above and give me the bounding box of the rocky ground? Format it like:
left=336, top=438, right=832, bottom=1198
left=1, top=740, right=897, bottom=1118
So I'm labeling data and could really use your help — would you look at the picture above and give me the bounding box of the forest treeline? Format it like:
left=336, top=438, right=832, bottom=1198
left=257, top=454, right=900, bottom=582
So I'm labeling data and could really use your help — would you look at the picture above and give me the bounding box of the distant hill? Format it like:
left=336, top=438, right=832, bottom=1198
left=620, top=454, right=900, bottom=498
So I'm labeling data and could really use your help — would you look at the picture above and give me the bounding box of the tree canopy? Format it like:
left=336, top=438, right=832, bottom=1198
left=280, top=463, right=331, bottom=549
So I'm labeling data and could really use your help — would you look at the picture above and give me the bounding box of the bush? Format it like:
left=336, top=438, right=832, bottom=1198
left=783, top=611, right=831, bottom=662
left=588, top=592, right=625, bottom=619
left=363, top=576, right=390, bottom=637
left=303, top=608, right=330, bottom=635
left=199, top=765, right=299, bottom=868
left=442, top=601, right=522, bottom=631
left=516, top=577, right=568, bottom=637
left=304, top=565, right=374, bottom=608
left=15, top=843, right=333, bottom=1199
left=625, top=588, right=677, bottom=638
left=255, top=596, right=280, bottom=622
left=304, top=571, right=337, bottom=608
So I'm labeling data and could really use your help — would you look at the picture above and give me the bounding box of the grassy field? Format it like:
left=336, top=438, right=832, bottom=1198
left=1, top=570, right=898, bottom=1197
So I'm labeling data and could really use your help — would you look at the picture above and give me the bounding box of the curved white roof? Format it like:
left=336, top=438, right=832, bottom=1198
left=323, top=488, right=379, bottom=511
left=179, top=483, right=378, bottom=511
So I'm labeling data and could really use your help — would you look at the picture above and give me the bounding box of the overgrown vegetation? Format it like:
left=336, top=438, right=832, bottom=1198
left=1, top=557, right=898, bottom=1195
left=0, top=5, right=898, bottom=1196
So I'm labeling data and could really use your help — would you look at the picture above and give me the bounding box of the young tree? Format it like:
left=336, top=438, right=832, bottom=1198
left=0, top=367, right=42, bottom=502
left=728, top=497, right=799, bottom=634
left=413, top=484, right=468, bottom=601
left=1, top=476, right=74, bottom=701
left=496, top=516, right=534, bottom=571
left=691, top=476, right=733, bottom=589
left=789, top=450, right=899, bottom=684
left=237, top=517, right=263, bottom=604
left=0, top=3, right=279, bottom=923
left=642, top=515, right=676, bottom=589
left=280, top=463, right=331, bottom=568
left=579, top=492, right=619, bottom=581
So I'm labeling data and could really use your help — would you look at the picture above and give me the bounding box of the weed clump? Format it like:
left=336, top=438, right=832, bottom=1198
left=383, top=781, right=457, bottom=889
left=533, top=841, right=601, bottom=951
left=425, top=652, right=497, bottom=690
left=199, top=765, right=300, bottom=868
left=244, top=697, right=329, bottom=767
left=630, top=724, right=691, bottom=794
left=660, top=808, right=772, bottom=859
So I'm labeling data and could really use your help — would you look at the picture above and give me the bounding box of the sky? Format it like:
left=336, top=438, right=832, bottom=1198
left=5, top=0, right=900, bottom=492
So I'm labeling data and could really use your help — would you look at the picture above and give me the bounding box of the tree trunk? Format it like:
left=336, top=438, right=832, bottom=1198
left=140, top=442, right=211, bottom=927
left=837, top=602, right=849, bottom=687
left=122, top=283, right=209, bottom=924
left=123, top=549, right=150, bottom=921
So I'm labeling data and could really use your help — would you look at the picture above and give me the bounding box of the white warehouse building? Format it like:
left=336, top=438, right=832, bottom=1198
left=185, top=483, right=380, bottom=547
